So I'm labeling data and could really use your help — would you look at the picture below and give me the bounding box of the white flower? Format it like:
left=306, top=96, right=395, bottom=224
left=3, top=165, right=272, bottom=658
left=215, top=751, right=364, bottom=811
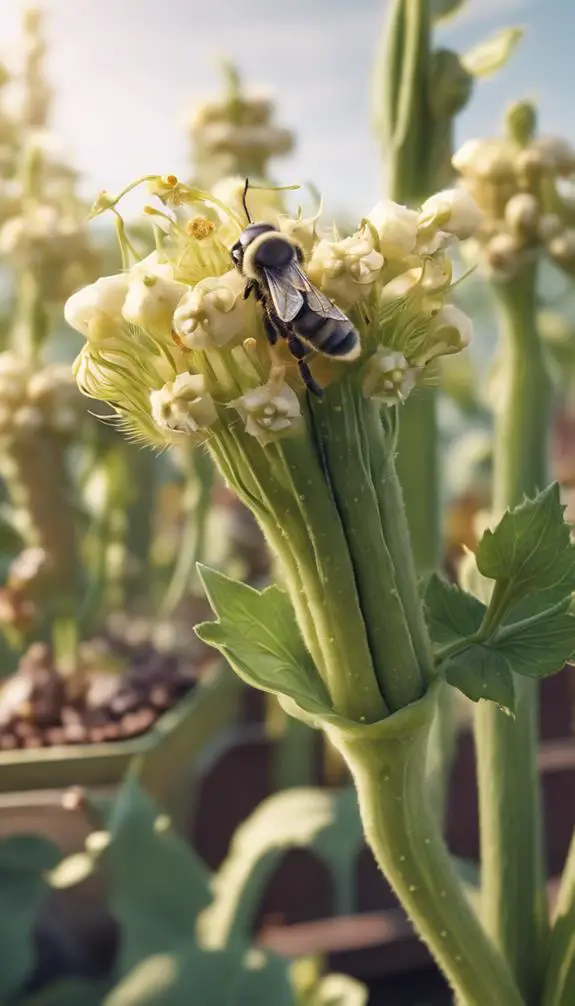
left=504, top=193, right=540, bottom=238
left=278, top=214, right=318, bottom=257
left=132, top=251, right=179, bottom=282
left=484, top=233, right=523, bottom=278
left=306, top=231, right=383, bottom=307
left=422, top=305, right=473, bottom=363
left=231, top=375, right=302, bottom=445
left=121, top=273, right=188, bottom=337
left=362, top=348, right=418, bottom=404
left=531, top=136, right=575, bottom=175
left=64, top=275, right=130, bottom=338
left=367, top=199, right=419, bottom=259
left=173, top=270, right=248, bottom=350
left=419, top=188, right=483, bottom=240
left=149, top=373, right=218, bottom=439
left=452, top=139, right=514, bottom=181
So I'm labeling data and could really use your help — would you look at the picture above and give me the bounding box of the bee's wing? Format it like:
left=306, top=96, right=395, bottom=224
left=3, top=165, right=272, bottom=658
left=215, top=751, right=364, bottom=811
left=264, top=261, right=349, bottom=324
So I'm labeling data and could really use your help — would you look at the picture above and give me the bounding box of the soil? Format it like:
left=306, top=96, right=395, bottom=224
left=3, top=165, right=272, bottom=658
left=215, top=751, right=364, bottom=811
left=0, top=636, right=200, bottom=750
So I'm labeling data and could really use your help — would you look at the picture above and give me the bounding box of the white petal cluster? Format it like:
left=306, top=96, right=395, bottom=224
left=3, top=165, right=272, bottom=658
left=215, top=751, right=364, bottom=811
left=173, top=270, right=248, bottom=350
left=231, top=376, right=302, bottom=445
left=362, top=348, right=419, bottom=404
left=307, top=231, right=383, bottom=308
left=150, top=373, right=218, bottom=440
left=367, top=199, right=419, bottom=259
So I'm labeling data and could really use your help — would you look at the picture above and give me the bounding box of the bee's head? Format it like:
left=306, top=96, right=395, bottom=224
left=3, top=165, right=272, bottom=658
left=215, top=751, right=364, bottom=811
left=231, top=223, right=278, bottom=272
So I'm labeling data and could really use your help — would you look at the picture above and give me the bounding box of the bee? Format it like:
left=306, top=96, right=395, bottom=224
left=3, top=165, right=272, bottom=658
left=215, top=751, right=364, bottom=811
left=230, top=180, right=361, bottom=397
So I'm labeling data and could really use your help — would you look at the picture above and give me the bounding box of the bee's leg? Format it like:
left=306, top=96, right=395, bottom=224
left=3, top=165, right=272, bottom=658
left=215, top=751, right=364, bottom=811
left=262, top=312, right=280, bottom=347
left=243, top=280, right=262, bottom=301
left=286, top=334, right=324, bottom=398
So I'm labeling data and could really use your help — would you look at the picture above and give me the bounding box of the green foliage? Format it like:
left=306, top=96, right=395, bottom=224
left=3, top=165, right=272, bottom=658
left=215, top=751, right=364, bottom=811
left=0, top=834, right=61, bottom=1000
left=461, top=27, right=524, bottom=78
left=196, top=566, right=330, bottom=717
left=425, top=485, right=575, bottom=711
left=201, top=788, right=363, bottom=946
left=476, top=484, right=575, bottom=608
left=102, top=774, right=212, bottom=974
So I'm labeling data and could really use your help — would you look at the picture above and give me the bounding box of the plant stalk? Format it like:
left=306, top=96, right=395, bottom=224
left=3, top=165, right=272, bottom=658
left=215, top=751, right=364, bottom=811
left=474, top=262, right=551, bottom=1003
left=330, top=686, right=524, bottom=1006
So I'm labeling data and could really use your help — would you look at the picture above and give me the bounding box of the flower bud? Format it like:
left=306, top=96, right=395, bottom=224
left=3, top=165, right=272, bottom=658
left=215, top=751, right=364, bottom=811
left=64, top=275, right=129, bottom=338
left=173, top=270, right=249, bottom=350
left=532, top=136, right=575, bottom=176
left=367, top=200, right=419, bottom=259
left=150, top=372, right=218, bottom=439
left=362, top=348, right=418, bottom=404
left=547, top=230, right=575, bottom=271
left=504, top=193, right=540, bottom=241
left=419, top=188, right=483, bottom=240
left=422, top=305, right=473, bottom=363
left=12, top=405, right=44, bottom=433
left=306, top=231, right=383, bottom=308
left=484, top=233, right=523, bottom=278
left=505, top=100, right=537, bottom=147
left=132, top=251, right=179, bottom=282
left=231, top=374, right=303, bottom=445
left=452, top=139, right=514, bottom=181
left=278, top=215, right=317, bottom=257
left=121, top=273, right=188, bottom=338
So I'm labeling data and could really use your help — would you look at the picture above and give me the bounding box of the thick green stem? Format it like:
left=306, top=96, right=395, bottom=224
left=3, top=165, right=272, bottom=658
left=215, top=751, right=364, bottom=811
left=161, top=447, right=213, bottom=617
left=474, top=262, right=551, bottom=1003
left=395, top=387, right=441, bottom=574
left=309, top=381, right=424, bottom=710
left=541, top=829, right=575, bottom=1005
left=329, top=687, right=524, bottom=1006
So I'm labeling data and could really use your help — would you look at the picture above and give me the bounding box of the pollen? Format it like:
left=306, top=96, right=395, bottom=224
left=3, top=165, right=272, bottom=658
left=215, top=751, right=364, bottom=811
left=164, top=174, right=178, bottom=186
left=186, top=217, right=216, bottom=240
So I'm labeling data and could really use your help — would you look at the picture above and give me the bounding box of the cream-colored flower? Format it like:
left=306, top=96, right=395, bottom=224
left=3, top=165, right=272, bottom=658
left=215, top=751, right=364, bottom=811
left=538, top=214, right=562, bottom=242
left=307, top=231, right=383, bottom=307
left=173, top=270, right=249, bottom=350
left=547, top=230, right=575, bottom=270
left=367, top=199, right=418, bottom=259
left=422, top=305, right=473, bottom=363
left=149, top=372, right=218, bottom=439
left=484, top=232, right=523, bottom=277
left=419, top=189, right=483, bottom=240
left=132, top=251, right=179, bottom=282
left=504, top=193, right=540, bottom=240
left=531, top=136, right=575, bottom=175
left=64, top=275, right=130, bottom=338
left=362, top=348, right=418, bottom=404
left=121, top=273, right=188, bottom=337
left=278, top=214, right=317, bottom=257
left=231, top=375, right=302, bottom=445
left=452, top=139, right=514, bottom=181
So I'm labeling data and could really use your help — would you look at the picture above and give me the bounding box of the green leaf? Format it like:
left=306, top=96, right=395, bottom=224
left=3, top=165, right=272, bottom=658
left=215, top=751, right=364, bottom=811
left=430, top=0, right=467, bottom=25
left=103, top=946, right=294, bottom=1006
left=200, top=788, right=363, bottom=947
left=103, top=776, right=212, bottom=975
left=0, top=835, right=61, bottom=999
left=423, top=573, right=486, bottom=645
left=476, top=484, right=575, bottom=608
left=461, top=27, right=524, bottom=78
left=196, top=566, right=330, bottom=716
left=493, top=605, right=575, bottom=679
left=445, top=645, right=516, bottom=713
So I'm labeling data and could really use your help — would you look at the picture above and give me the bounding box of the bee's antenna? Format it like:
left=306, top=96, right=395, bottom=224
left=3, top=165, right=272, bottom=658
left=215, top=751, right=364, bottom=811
left=242, top=178, right=252, bottom=223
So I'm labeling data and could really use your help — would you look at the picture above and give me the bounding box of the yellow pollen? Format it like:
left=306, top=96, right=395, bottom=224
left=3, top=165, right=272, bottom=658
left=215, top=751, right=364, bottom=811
left=186, top=217, right=216, bottom=240
left=164, top=174, right=178, bottom=186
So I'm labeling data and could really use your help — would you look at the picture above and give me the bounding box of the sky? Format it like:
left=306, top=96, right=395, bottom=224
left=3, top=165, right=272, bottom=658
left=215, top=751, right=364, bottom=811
left=0, top=0, right=572, bottom=222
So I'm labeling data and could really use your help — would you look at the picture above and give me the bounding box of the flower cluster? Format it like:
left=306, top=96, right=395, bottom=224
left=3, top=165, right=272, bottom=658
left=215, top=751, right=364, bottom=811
left=188, top=63, right=294, bottom=187
left=66, top=175, right=477, bottom=449
left=452, top=101, right=575, bottom=279
left=0, top=352, right=83, bottom=441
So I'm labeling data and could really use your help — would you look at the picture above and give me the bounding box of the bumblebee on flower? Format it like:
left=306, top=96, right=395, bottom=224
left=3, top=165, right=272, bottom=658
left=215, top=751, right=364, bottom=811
left=66, top=173, right=475, bottom=450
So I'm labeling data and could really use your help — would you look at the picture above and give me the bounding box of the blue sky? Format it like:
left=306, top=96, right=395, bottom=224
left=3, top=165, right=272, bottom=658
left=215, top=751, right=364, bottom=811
left=0, top=0, right=570, bottom=221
